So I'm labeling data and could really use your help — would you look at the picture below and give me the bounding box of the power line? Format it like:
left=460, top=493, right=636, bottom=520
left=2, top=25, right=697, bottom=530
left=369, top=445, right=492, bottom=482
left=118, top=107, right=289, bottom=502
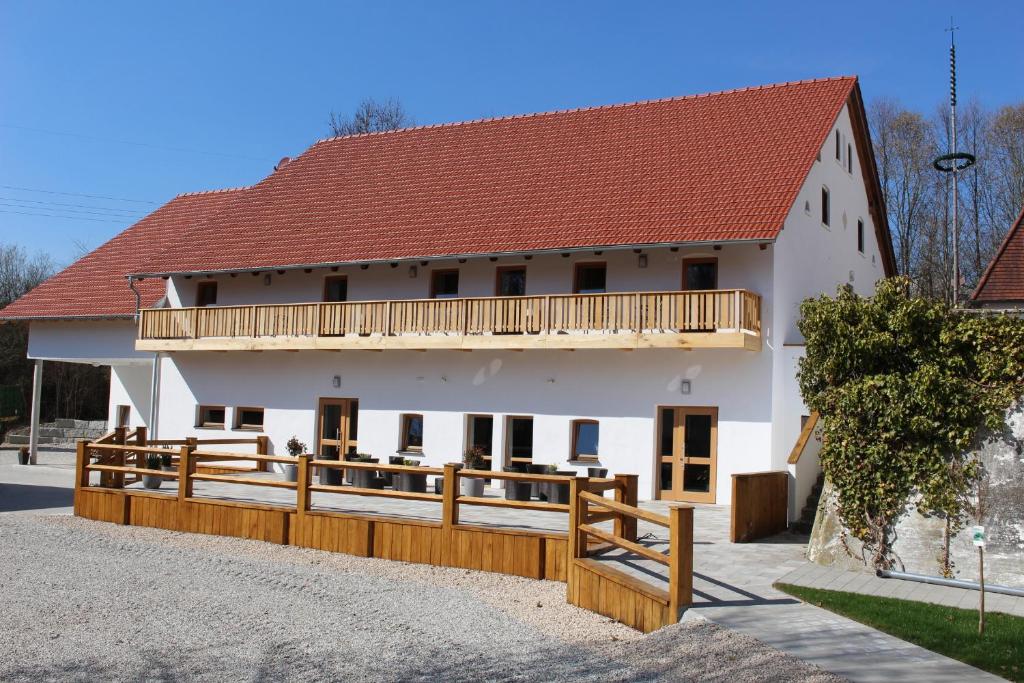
left=1, top=123, right=276, bottom=163
left=0, top=184, right=159, bottom=205
left=0, top=201, right=141, bottom=219
left=0, top=209, right=130, bottom=224
left=0, top=196, right=144, bottom=216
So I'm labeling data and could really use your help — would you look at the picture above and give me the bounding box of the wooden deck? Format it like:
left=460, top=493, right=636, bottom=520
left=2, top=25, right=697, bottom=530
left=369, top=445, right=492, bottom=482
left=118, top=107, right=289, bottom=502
left=136, top=289, right=762, bottom=352
left=75, top=441, right=694, bottom=632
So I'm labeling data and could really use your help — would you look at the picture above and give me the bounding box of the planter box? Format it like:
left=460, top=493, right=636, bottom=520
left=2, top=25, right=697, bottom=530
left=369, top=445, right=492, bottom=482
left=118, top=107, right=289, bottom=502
left=461, top=477, right=485, bottom=497
left=503, top=467, right=532, bottom=501
left=396, top=471, right=427, bottom=493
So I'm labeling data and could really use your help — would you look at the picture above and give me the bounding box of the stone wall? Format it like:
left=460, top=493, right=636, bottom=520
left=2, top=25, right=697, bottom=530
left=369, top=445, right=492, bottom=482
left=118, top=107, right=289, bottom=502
left=807, top=402, right=1024, bottom=587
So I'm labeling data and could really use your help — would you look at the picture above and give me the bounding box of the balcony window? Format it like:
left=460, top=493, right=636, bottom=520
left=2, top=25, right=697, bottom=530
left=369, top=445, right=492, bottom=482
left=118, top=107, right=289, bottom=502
left=573, top=263, right=606, bottom=294
left=197, top=405, right=225, bottom=428
left=195, top=281, right=217, bottom=307
left=682, top=258, right=718, bottom=291
left=234, top=407, right=264, bottom=431
left=570, top=419, right=599, bottom=462
left=400, top=413, right=423, bottom=451
left=323, top=276, right=348, bottom=302
left=431, top=270, right=459, bottom=299
left=496, top=267, right=527, bottom=296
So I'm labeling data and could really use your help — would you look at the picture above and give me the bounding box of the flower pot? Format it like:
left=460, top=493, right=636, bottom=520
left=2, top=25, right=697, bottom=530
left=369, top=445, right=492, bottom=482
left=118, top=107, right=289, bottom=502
left=343, top=453, right=358, bottom=484
left=503, top=467, right=532, bottom=501
left=546, top=472, right=575, bottom=504
left=351, top=460, right=379, bottom=489
left=283, top=464, right=299, bottom=482
left=319, top=452, right=342, bottom=486
left=587, top=467, right=608, bottom=479
left=385, top=456, right=405, bottom=488
left=461, top=477, right=485, bottom=497
left=142, top=474, right=162, bottom=489
left=398, top=471, right=427, bottom=493
left=17, top=449, right=30, bottom=465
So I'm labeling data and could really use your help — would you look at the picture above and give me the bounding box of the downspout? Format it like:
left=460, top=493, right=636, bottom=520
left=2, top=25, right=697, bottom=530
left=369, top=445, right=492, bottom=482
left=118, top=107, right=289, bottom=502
left=127, top=276, right=142, bottom=321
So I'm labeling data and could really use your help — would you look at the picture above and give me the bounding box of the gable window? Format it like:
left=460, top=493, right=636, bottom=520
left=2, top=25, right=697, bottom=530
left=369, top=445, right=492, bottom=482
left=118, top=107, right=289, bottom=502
left=570, top=420, right=599, bottom=462
left=323, top=276, right=348, bottom=302
left=682, top=258, right=718, bottom=291
left=234, top=407, right=264, bottom=431
left=197, top=405, right=226, bottom=429
left=496, top=267, right=527, bottom=296
left=430, top=270, right=459, bottom=299
left=506, top=416, right=534, bottom=463
left=847, top=143, right=853, bottom=173
left=835, top=131, right=841, bottom=160
left=196, top=281, right=217, bottom=307
left=573, top=263, right=606, bottom=294
left=857, top=219, right=865, bottom=254
left=821, top=187, right=830, bottom=227
left=400, top=413, right=423, bottom=451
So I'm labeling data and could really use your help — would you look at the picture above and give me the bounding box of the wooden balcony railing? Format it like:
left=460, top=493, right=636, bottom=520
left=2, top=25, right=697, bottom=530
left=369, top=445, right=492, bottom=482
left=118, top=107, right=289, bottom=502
left=137, top=289, right=761, bottom=351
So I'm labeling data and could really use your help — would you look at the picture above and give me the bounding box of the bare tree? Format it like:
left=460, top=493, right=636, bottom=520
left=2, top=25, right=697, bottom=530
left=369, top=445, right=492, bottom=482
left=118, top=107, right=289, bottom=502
left=0, top=244, right=53, bottom=308
left=328, top=98, right=412, bottom=137
left=985, top=103, right=1024, bottom=233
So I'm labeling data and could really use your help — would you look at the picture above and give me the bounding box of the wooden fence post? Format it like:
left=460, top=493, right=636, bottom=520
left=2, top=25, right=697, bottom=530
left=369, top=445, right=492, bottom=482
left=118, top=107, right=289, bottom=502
left=256, top=435, right=270, bottom=472
left=668, top=504, right=694, bottom=621
left=614, top=474, right=639, bottom=542
left=177, top=446, right=192, bottom=502
left=442, top=463, right=460, bottom=529
left=296, top=454, right=311, bottom=515
left=567, top=477, right=587, bottom=560
left=75, top=440, right=89, bottom=513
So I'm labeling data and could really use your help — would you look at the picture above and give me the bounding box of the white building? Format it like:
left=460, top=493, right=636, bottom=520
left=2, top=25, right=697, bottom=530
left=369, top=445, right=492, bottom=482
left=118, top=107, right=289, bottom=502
left=3, top=77, right=895, bottom=514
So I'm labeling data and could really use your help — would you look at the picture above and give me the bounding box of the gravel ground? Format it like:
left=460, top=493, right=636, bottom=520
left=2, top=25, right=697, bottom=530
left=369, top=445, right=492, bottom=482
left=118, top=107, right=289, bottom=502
left=0, top=514, right=842, bottom=682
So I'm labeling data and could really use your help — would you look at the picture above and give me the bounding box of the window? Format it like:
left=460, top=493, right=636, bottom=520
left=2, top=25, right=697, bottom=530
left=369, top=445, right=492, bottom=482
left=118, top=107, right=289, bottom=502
left=467, top=415, right=494, bottom=458
left=495, top=267, right=527, bottom=296
left=847, top=143, right=853, bottom=173
left=195, top=281, right=217, bottom=307
left=573, top=263, right=606, bottom=294
left=682, top=258, right=718, bottom=290
left=835, top=131, right=841, bottom=160
left=400, top=413, right=423, bottom=451
left=323, top=276, right=348, bottom=302
left=430, top=270, right=459, bottom=298
left=506, top=416, right=534, bottom=462
left=197, top=405, right=226, bottom=428
left=821, top=187, right=830, bottom=226
left=857, top=219, right=865, bottom=254
left=571, top=420, right=599, bottom=462
left=234, top=407, right=264, bottom=431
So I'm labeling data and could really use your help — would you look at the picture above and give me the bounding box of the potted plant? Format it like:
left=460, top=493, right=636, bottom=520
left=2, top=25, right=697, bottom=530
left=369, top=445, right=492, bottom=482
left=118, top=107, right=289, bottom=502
left=283, top=437, right=306, bottom=483
left=143, top=453, right=163, bottom=489
left=460, top=448, right=487, bottom=497
left=384, top=455, right=405, bottom=488
left=503, top=464, right=532, bottom=501
left=546, top=467, right=576, bottom=505
left=351, top=454, right=380, bottom=489
left=160, top=452, right=176, bottom=473
left=397, top=458, right=427, bottom=493
left=17, top=447, right=30, bottom=465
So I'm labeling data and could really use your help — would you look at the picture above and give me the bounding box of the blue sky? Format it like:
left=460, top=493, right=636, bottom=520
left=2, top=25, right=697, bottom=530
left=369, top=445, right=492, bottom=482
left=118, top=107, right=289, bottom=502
left=2, top=1, right=1021, bottom=265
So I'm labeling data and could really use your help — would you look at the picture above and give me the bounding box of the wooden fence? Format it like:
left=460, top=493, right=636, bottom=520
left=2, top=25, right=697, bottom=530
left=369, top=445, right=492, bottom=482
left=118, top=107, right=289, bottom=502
left=138, top=289, right=761, bottom=341
left=730, top=471, right=789, bottom=542
left=74, top=440, right=686, bottom=632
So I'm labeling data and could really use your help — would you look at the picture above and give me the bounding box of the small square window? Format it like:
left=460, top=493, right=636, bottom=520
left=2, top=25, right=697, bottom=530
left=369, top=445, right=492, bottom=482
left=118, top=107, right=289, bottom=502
left=573, top=263, right=607, bottom=294
left=835, top=131, right=841, bottom=160
left=197, top=405, right=226, bottom=428
left=431, top=270, right=459, bottom=299
left=571, top=420, right=599, bottom=462
left=234, top=407, right=264, bottom=430
left=196, top=281, right=217, bottom=307
left=401, top=414, right=423, bottom=451
left=323, top=276, right=348, bottom=302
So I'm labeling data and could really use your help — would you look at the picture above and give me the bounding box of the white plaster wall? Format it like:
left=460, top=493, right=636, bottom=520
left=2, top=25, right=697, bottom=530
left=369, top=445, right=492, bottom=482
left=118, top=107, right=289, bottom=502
left=107, top=364, right=153, bottom=429
left=28, top=321, right=149, bottom=363
left=154, top=347, right=774, bottom=502
left=165, top=245, right=772, bottom=308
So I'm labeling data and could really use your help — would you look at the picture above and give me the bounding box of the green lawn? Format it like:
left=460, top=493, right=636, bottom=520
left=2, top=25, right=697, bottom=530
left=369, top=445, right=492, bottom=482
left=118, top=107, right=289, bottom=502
left=776, top=582, right=1024, bottom=682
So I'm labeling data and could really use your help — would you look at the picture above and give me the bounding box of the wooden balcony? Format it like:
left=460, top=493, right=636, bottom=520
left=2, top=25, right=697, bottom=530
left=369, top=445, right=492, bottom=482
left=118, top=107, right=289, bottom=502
left=136, top=290, right=762, bottom=352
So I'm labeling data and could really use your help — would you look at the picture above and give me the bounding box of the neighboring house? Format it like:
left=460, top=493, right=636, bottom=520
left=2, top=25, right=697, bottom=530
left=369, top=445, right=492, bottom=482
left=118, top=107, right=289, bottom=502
left=971, top=207, right=1024, bottom=310
left=0, top=77, right=895, bottom=512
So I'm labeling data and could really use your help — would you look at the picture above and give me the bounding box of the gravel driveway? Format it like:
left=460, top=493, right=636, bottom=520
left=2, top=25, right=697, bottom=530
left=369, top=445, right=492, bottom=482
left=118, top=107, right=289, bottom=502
left=0, top=514, right=840, bottom=682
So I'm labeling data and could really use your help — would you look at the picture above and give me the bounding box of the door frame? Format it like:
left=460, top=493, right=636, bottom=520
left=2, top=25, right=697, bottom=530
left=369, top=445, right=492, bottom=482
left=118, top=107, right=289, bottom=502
left=655, top=405, right=718, bottom=503
left=315, top=397, right=358, bottom=457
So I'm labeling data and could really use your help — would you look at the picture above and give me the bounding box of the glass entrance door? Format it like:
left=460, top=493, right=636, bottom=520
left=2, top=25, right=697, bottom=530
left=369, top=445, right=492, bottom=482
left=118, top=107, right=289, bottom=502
left=317, top=398, right=358, bottom=459
left=656, top=406, right=718, bottom=503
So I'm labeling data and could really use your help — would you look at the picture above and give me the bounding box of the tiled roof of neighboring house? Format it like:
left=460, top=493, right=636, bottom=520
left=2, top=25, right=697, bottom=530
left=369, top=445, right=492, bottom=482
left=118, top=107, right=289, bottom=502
left=132, top=76, right=889, bottom=276
left=0, top=189, right=243, bottom=320
left=972, top=207, right=1024, bottom=305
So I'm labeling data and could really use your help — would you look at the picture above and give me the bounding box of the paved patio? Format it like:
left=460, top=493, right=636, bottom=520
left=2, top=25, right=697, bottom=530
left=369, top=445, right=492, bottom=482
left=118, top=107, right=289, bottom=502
left=5, top=450, right=1008, bottom=682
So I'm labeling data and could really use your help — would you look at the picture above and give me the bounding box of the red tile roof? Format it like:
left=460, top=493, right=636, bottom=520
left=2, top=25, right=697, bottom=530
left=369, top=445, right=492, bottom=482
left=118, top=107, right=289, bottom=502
left=134, top=76, right=864, bottom=276
left=0, top=189, right=243, bottom=320
left=972, top=207, right=1024, bottom=304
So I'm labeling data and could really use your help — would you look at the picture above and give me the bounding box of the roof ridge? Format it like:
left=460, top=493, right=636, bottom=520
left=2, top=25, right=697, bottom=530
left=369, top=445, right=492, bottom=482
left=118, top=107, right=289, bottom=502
left=310, top=76, right=858, bottom=147
left=175, top=186, right=249, bottom=198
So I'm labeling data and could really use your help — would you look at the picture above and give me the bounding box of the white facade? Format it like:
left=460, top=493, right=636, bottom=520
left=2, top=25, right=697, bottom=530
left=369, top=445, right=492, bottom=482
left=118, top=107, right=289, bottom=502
left=26, top=105, right=889, bottom=514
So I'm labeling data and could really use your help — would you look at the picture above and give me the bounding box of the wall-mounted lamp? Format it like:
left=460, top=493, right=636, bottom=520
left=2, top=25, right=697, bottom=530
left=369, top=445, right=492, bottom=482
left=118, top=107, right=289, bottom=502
left=332, top=375, right=342, bottom=388
left=440, top=375, right=448, bottom=383
left=389, top=262, right=399, bottom=269
left=263, top=274, right=272, bottom=286
left=409, top=265, right=418, bottom=278
left=360, top=264, right=369, bottom=270
left=637, top=253, right=648, bottom=269
left=680, top=379, right=691, bottom=395
left=546, top=377, right=556, bottom=384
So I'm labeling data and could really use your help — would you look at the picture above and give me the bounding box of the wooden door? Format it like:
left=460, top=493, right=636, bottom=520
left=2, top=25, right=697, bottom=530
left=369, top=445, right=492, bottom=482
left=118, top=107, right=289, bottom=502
left=656, top=406, right=717, bottom=503
left=316, top=398, right=359, bottom=458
